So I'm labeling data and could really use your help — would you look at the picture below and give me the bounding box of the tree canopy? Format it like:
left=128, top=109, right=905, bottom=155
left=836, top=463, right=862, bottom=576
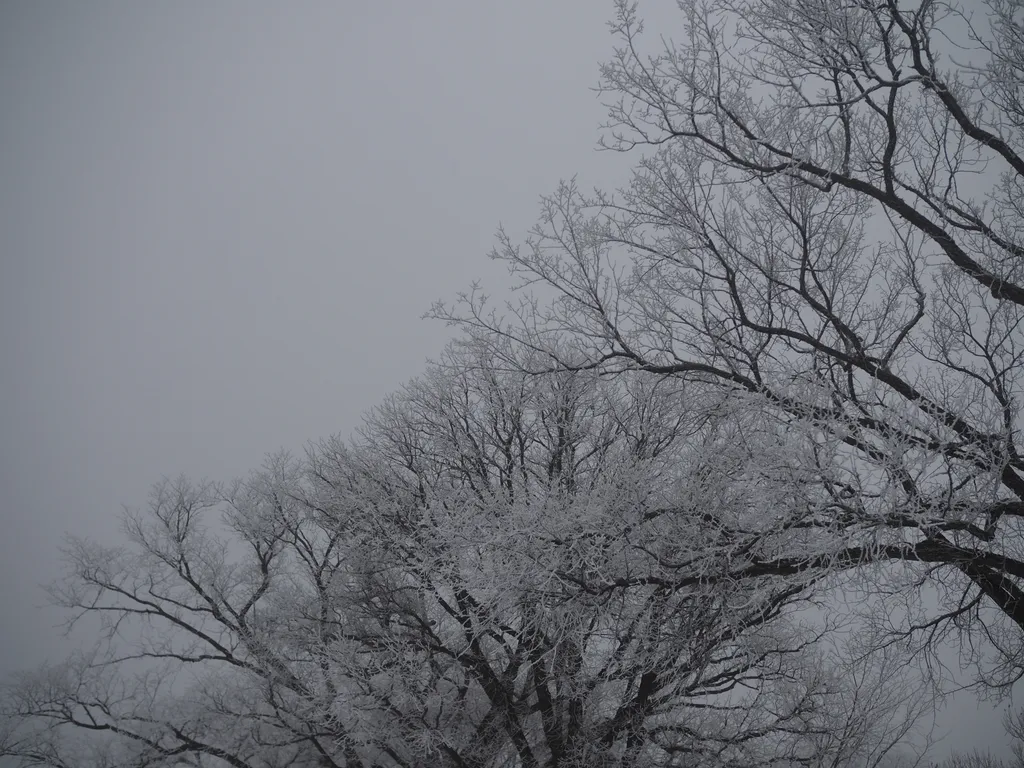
left=0, top=346, right=932, bottom=766
left=7, top=0, right=1024, bottom=764
left=438, top=0, right=1024, bottom=691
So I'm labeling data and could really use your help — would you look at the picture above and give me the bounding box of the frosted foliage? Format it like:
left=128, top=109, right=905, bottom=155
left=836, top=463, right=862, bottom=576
left=15, top=0, right=1024, bottom=760
left=1, top=344, right=929, bottom=766
left=434, top=0, right=1024, bottom=692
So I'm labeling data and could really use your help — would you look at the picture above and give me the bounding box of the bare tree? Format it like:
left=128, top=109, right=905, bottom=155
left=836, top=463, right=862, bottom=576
left=1, top=343, right=929, bottom=767
left=435, top=0, right=1024, bottom=689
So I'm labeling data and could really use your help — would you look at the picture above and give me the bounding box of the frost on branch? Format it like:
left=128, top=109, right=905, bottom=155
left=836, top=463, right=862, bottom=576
left=434, top=0, right=1024, bottom=693
left=1, top=343, right=929, bottom=767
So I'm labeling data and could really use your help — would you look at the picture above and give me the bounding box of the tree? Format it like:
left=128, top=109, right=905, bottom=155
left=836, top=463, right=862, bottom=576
left=1, top=343, right=931, bottom=767
left=435, top=0, right=1024, bottom=689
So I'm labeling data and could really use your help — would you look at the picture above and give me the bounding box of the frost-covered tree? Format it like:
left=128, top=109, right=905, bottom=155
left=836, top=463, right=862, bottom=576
left=437, top=0, right=1024, bottom=689
left=0, top=343, right=930, bottom=767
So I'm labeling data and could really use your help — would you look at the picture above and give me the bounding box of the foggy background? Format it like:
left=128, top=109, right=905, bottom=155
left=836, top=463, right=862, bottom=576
left=0, top=0, right=1012, bottom=758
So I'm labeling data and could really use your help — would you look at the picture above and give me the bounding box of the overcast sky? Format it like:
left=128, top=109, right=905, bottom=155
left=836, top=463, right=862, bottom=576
left=0, top=0, right=1014, bottom=759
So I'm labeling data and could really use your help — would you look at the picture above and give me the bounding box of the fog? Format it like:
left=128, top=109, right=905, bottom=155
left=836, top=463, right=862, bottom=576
left=0, top=1, right=1014, bottom=759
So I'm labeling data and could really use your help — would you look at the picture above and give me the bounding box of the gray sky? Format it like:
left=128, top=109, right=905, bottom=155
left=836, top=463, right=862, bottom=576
left=0, top=0, right=620, bottom=660
left=0, top=0, right=1012, bottom=758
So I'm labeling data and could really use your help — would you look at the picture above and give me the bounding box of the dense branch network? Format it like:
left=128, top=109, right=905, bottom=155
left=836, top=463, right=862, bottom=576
left=434, top=0, right=1024, bottom=690
left=1, top=348, right=930, bottom=767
